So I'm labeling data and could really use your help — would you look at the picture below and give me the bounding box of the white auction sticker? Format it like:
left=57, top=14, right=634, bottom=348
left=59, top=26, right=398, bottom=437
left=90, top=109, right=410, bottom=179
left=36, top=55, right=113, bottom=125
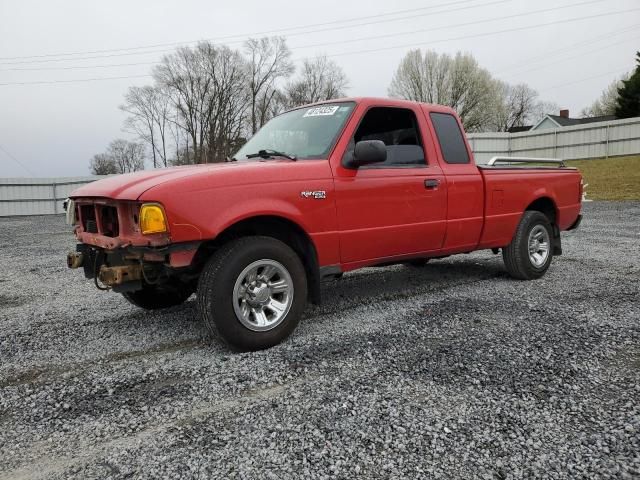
left=303, top=105, right=340, bottom=117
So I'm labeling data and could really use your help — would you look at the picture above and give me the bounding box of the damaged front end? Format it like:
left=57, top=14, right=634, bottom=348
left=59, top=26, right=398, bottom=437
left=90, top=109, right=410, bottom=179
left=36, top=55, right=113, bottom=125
left=65, top=198, right=200, bottom=293
left=68, top=244, right=144, bottom=292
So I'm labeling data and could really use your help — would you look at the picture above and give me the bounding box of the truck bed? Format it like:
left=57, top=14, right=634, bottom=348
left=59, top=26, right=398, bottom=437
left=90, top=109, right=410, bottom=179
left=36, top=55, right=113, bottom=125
left=477, top=165, right=582, bottom=249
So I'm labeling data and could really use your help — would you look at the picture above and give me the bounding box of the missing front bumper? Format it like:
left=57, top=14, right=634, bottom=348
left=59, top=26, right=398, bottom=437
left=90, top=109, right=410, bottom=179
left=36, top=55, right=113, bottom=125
left=98, top=265, right=143, bottom=287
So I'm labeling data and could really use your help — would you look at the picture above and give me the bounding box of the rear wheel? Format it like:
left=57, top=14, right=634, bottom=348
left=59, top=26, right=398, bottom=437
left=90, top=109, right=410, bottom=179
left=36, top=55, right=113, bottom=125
left=123, top=280, right=195, bottom=310
left=502, top=211, right=554, bottom=280
left=197, top=236, right=307, bottom=351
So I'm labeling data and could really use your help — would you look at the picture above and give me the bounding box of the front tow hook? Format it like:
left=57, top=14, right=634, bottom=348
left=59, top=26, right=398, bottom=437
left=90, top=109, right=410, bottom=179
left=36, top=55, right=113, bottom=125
left=67, top=252, right=84, bottom=269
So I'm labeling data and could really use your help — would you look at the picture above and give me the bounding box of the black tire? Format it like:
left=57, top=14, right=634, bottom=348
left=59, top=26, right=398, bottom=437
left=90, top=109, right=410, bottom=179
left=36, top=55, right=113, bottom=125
left=123, top=280, right=195, bottom=310
left=197, top=236, right=307, bottom=351
left=502, top=211, right=554, bottom=280
left=404, top=259, right=430, bottom=267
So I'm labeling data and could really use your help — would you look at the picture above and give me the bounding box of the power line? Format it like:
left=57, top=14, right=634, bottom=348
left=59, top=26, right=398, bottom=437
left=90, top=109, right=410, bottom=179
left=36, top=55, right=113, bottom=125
left=496, top=24, right=640, bottom=76
left=1, top=0, right=615, bottom=74
left=5, top=61, right=160, bottom=72
left=0, top=0, right=499, bottom=63
left=0, top=145, right=36, bottom=176
left=0, top=47, right=177, bottom=66
left=5, top=11, right=635, bottom=80
left=295, top=0, right=608, bottom=50
left=315, top=6, right=640, bottom=60
left=0, top=0, right=511, bottom=71
left=538, top=67, right=631, bottom=92
left=0, top=74, right=151, bottom=86
left=499, top=34, right=638, bottom=79
left=0, top=0, right=483, bottom=60
left=19, top=33, right=629, bottom=76
left=1, top=6, right=637, bottom=86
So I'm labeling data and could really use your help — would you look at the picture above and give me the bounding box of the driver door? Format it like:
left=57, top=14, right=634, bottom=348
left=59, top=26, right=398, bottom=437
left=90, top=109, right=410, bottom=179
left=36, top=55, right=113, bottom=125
left=332, top=104, right=447, bottom=265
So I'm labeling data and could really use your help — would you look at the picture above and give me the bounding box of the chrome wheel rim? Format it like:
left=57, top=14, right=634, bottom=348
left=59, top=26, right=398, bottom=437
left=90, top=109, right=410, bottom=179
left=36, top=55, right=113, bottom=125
left=528, top=225, right=550, bottom=268
left=232, top=259, right=294, bottom=332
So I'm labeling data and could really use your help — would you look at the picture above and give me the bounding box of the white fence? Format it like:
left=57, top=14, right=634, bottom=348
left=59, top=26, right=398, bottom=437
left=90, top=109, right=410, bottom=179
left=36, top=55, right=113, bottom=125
left=2, top=117, right=640, bottom=216
left=0, top=176, right=105, bottom=217
left=467, top=116, right=640, bottom=164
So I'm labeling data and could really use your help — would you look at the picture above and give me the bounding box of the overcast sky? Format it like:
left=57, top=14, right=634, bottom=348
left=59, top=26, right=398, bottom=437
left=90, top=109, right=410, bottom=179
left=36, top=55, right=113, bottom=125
left=0, top=0, right=638, bottom=177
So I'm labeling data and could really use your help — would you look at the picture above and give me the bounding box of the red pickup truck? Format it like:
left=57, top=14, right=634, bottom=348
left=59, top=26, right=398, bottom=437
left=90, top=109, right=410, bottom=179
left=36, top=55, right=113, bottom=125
left=67, top=97, right=582, bottom=350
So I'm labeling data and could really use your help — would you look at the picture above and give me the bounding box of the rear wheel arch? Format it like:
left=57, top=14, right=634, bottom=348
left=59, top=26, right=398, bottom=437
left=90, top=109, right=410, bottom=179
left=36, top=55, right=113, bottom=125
left=502, top=210, right=554, bottom=280
left=524, top=197, right=561, bottom=255
left=525, top=197, right=557, bottom=225
left=193, top=215, right=322, bottom=304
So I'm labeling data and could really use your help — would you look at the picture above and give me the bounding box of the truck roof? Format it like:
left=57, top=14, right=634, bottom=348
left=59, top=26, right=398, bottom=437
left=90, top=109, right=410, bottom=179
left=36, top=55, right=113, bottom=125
left=298, top=96, right=458, bottom=116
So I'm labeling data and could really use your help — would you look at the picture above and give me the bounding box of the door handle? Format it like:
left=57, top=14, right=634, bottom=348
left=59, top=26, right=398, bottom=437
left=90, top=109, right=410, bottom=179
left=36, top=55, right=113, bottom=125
left=424, top=179, right=440, bottom=189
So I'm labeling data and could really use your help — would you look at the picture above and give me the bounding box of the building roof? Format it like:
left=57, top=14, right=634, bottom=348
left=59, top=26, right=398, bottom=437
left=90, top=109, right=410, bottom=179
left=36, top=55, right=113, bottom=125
left=507, top=125, right=533, bottom=133
left=530, top=112, right=617, bottom=131
left=545, top=114, right=617, bottom=127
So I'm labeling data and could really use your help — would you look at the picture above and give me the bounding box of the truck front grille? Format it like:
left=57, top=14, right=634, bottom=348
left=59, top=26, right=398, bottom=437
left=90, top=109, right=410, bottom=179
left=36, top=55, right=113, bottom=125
left=80, top=205, right=98, bottom=233
left=79, top=203, right=120, bottom=237
left=100, top=206, right=119, bottom=237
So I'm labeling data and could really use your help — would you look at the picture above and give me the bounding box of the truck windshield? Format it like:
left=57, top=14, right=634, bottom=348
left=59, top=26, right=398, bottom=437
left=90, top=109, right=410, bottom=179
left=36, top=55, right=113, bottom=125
left=234, top=102, right=355, bottom=161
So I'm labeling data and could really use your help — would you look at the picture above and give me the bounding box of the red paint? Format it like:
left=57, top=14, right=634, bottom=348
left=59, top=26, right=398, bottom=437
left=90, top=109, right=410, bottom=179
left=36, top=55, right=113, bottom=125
left=71, top=97, right=582, bottom=271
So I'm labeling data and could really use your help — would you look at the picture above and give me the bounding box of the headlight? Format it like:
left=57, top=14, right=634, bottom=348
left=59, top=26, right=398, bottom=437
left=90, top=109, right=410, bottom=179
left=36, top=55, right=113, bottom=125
left=139, top=203, right=167, bottom=234
left=65, top=199, right=76, bottom=225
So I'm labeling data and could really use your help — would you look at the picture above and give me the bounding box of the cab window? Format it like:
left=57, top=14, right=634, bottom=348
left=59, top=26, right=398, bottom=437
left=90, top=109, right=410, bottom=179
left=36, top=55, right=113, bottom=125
left=429, top=112, right=470, bottom=164
left=346, top=107, right=427, bottom=167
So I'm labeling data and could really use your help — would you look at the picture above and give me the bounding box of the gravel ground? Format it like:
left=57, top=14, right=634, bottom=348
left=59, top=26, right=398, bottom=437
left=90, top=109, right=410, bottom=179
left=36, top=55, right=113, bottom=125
left=0, top=201, right=638, bottom=480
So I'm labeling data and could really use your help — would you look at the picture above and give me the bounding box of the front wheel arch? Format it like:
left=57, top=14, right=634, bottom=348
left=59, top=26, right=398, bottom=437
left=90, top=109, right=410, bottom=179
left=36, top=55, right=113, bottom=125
left=192, top=215, right=321, bottom=305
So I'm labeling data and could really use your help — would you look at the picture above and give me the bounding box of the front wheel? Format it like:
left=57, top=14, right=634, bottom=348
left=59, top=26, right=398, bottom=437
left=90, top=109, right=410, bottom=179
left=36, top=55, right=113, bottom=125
left=197, top=236, right=307, bottom=351
left=502, top=211, right=554, bottom=280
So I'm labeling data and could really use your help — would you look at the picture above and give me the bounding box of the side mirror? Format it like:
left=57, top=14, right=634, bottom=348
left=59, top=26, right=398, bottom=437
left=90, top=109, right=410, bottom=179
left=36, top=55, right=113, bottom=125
left=344, top=140, right=387, bottom=168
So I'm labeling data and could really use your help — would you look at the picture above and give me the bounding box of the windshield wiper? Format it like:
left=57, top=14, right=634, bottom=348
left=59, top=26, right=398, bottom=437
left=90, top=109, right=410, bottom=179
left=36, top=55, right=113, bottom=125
left=245, top=149, right=297, bottom=161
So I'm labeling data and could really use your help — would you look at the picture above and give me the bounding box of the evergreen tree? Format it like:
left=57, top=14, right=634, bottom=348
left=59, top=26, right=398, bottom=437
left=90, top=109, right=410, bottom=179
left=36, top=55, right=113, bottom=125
left=615, top=51, right=640, bottom=118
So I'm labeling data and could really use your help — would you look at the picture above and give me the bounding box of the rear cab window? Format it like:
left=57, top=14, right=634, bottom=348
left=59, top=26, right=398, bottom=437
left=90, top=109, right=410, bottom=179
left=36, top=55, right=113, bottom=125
left=429, top=112, right=470, bottom=165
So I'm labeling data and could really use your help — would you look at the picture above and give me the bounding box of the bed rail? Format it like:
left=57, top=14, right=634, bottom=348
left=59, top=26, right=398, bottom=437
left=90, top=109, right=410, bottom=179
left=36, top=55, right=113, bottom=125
left=486, top=156, right=566, bottom=167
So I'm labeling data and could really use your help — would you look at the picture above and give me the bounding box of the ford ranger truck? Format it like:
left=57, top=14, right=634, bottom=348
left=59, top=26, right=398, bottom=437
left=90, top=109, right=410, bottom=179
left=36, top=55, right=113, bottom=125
left=66, top=98, right=583, bottom=351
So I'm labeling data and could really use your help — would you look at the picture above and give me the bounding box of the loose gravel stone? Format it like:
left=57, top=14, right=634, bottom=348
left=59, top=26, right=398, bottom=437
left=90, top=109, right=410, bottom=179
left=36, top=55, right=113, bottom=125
left=0, top=201, right=638, bottom=479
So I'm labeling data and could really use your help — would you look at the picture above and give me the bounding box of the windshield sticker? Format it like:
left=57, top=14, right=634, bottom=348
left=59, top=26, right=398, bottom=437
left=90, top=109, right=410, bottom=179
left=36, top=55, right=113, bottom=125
left=303, top=105, right=340, bottom=117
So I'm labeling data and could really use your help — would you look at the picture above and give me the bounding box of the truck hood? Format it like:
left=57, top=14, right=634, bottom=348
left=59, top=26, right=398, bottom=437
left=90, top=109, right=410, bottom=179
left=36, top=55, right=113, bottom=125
left=71, top=161, right=292, bottom=200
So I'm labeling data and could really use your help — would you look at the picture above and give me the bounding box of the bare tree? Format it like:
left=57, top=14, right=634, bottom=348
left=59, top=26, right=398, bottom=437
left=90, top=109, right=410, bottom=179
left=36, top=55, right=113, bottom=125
left=201, top=43, right=250, bottom=160
left=166, top=105, right=189, bottom=165
left=285, top=56, right=349, bottom=107
left=154, top=42, right=250, bottom=164
left=389, top=49, right=498, bottom=130
left=264, top=89, right=290, bottom=120
left=388, top=50, right=462, bottom=105
left=581, top=73, right=629, bottom=117
left=389, top=49, right=557, bottom=132
left=490, top=82, right=541, bottom=132
left=90, top=153, right=118, bottom=175
left=116, top=38, right=351, bottom=165
left=154, top=45, right=212, bottom=164
left=254, top=85, right=283, bottom=127
left=445, top=53, right=497, bottom=131
left=121, top=85, right=171, bottom=168
left=245, top=37, right=294, bottom=134
left=107, top=139, right=145, bottom=173
left=531, top=100, right=560, bottom=124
